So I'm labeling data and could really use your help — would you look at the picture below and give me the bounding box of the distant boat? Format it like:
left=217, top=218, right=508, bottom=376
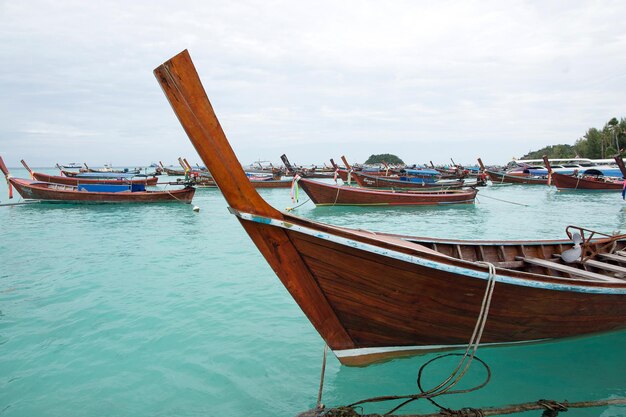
left=2, top=157, right=194, bottom=204
left=84, top=163, right=141, bottom=175
left=154, top=50, right=626, bottom=366
left=478, top=158, right=549, bottom=185
left=296, top=178, right=477, bottom=206
left=22, top=161, right=160, bottom=186
left=56, top=165, right=152, bottom=180
left=543, top=155, right=626, bottom=191
left=331, top=158, right=468, bottom=189
left=59, top=162, right=82, bottom=169
left=281, top=154, right=335, bottom=179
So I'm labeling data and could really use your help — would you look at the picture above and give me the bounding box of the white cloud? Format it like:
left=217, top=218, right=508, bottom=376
left=1, top=0, right=625, bottom=166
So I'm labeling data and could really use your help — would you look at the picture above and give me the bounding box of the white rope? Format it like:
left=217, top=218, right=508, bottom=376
left=421, top=261, right=497, bottom=397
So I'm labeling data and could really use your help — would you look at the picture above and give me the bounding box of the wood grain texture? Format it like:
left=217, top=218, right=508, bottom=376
left=7, top=177, right=195, bottom=203
left=298, top=178, right=477, bottom=205
left=351, top=171, right=464, bottom=189
left=154, top=50, right=626, bottom=366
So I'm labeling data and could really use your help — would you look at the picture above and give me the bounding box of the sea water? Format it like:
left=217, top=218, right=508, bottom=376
left=1, top=168, right=626, bottom=417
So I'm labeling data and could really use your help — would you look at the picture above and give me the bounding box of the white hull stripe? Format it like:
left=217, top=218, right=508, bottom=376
left=232, top=210, right=626, bottom=295
left=334, top=339, right=548, bottom=358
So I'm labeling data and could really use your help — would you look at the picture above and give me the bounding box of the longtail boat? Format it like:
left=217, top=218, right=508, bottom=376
left=281, top=154, right=335, bottom=179
left=296, top=178, right=477, bottom=206
left=55, top=164, right=149, bottom=180
left=59, top=162, right=82, bottom=169
left=477, top=158, right=548, bottom=185
left=1, top=158, right=194, bottom=204
left=335, top=157, right=466, bottom=190
left=155, top=50, right=626, bottom=366
left=543, top=155, right=625, bottom=191
left=329, top=158, right=350, bottom=182
left=159, top=161, right=186, bottom=176
left=350, top=171, right=465, bottom=190
left=84, top=163, right=140, bottom=174
left=22, top=160, right=158, bottom=186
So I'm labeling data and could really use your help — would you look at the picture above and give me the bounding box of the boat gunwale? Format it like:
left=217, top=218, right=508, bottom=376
left=228, top=207, right=626, bottom=291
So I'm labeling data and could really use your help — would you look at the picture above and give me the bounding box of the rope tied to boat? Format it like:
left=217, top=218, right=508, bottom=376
left=5, top=174, right=13, bottom=199
left=331, top=262, right=498, bottom=416
left=476, top=193, right=529, bottom=207
left=537, top=400, right=568, bottom=417
left=285, top=198, right=311, bottom=211
left=440, top=408, right=485, bottom=417
left=291, top=174, right=302, bottom=203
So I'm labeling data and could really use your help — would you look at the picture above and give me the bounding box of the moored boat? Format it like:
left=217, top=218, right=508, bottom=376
left=350, top=171, right=466, bottom=190
left=84, top=163, right=141, bottom=175
left=2, top=158, right=194, bottom=204
left=22, top=160, right=159, bottom=186
left=478, top=158, right=549, bottom=185
left=159, top=161, right=186, bottom=176
left=543, top=155, right=625, bottom=191
left=281, top=154, right=335, bottom=179
left=155, top=50, right=626, bottom=366
left=297, top=178, right=477, bottom=206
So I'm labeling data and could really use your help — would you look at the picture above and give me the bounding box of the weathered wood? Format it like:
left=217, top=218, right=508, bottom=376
left=517, top=256, right=621, bottom=282
left=153, top=50, right=626, bottom=367
left=583, top=259, right=626, bottom=276
left=154, top=50, right=355, bottom=351
left=598, top=253, right=626, bottom=263
left=298, top=178, right=477, bottom=206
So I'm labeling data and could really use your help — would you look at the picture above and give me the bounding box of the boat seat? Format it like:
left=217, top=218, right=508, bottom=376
left=516, top=256, right=623, bottom=282
left=598, top=253, right=626, bottom=264
left=580, top=259, right=626, bottom=277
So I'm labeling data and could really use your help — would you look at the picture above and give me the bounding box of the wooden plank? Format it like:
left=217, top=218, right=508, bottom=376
left=598, top=253, right=626, bottom=264
left=493, top=260, right=525, bottom=269
left=476, top=245, right=486, bottom=261
left=583, top=259, right=626, bottom=277
left=497, top=245, right=506, bottom=262
left=516, top=256, right=622, bottom=282
left=455, top=244, right=464, bottom=260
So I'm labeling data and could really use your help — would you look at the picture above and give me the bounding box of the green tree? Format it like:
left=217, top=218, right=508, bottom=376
left=521, top=144, right=576, bottom=159
left=574, top=128, right=603, bottom=158
left=364, top=154, right=404, bottom=165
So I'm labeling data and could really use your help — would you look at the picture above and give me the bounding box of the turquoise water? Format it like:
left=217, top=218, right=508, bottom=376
left=2, top=168, right=626, bottom=417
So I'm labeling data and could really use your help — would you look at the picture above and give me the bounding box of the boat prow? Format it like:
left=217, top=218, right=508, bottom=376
left=155, top=50, right=626, bottom=366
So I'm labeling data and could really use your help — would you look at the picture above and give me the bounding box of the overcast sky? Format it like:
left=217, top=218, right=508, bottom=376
left=1, top=0, right=625, bottom=167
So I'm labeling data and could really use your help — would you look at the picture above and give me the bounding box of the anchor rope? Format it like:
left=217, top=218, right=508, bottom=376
left=286, top=198, right=311, bottom=211
left=476, top=194, right=529, bottom=207
left=342, top=262, right=498, bottom=415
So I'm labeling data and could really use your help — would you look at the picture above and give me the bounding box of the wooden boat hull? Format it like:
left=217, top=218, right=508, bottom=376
left=485, top=170, right=548, bottom=185
left=351, top=171, right=465, bottom=189
left=298, top=178, right=477, bottom=206
left=32, top=172, right=158, bottom=186
left=163, top=167, right=186, bottom=176
left=237, top=213, right=626, bottom=365
left=154, top=50, right=626, bottom=366
left=9, top=178, right=195, bottom=203
left=250, top=179, right=292, bottom=188
left=551, top=172, right=624, bottom=190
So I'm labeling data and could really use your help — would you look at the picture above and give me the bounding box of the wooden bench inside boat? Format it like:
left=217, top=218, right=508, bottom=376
left=598, top=252, right=626, bottom=264
left=515, top=255, right=624, bottom=282
left=581, top=258, right=626, bottom=276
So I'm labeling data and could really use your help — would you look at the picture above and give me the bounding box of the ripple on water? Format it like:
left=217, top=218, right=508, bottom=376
left=1, top=176, right=626, bottom=416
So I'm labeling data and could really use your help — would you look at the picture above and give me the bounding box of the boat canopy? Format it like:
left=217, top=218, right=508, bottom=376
left=401, top=168, right=440, bottom=176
